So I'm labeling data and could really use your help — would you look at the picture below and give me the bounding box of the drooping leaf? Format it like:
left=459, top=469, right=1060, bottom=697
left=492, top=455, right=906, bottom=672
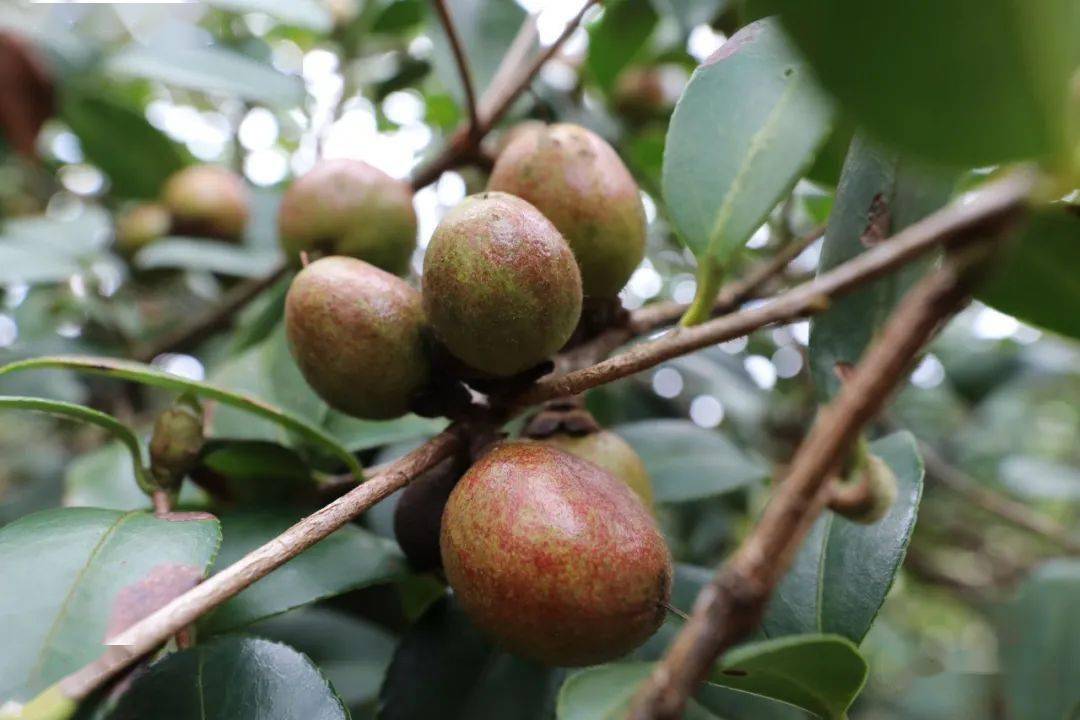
left=998, top=559, right=1080, bottom=720
left=200, top=510, right=406, bottom=634
left=104, top=44, right=306, bottom=108
left=662, top=17, right=833, bottom=275
left=108, top=636, right=348, bottom=720
left=586, top=0, right=658, bottom=91
left=773, top=0, right=1080, bottom=166
left=134, top=238, right=283, bottom=278
left=763, top=432, right=924, bottom=644
left=378, top=594, right=564, bottom=720
left=0, top=508, right=220, bottom=702
left=0, top=355, right=362, bottom=479
left=204, top=0, right=333, bottom=31
left=977, top=207, right=1080, bottom=341
left=809, top=134, right=958, bottom=399
left=613, top=419, right=769, bottom=503
left=249, top=607, right=398, bottom=711
left=60, top=85, right=186, bottom=199
left=557, top=663, right=721, bottom=720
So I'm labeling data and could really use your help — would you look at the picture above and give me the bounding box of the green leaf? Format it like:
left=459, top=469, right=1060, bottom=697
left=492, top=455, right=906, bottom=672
left=0, top=207, right=113, bottom=286
left=809, top=134, right=958, bottom=399
left=613, top=419, right=768, bottom=503
left=773, top=0, right=1080, bottom=166
left=662, top=17, right=833, bottom=283
left=204, top=0, right=333, bottom=31
left=372, top=0, right=424, bottom=34
left=134, top=238, right=283, bottom=278
left=650, top=0, right=728, bottom=36
left=998, top=560, right=1080, bottom=720
left=427, top=0, right=531, bottom=105
left=379, top=594, right=564, bottom=720
left=104, top=44, right=306, bottom=108
left=200, top=510, right=406, bottom=634
left=0, top=508, right=220, bottom=702
left=325, top=411, right=448, bottom=453
left=707, top=634, right=867, bottom=719
left=763, top=432, right=924, bottom=644
left=249, top=607, right=398, bottom=710
left=108, top=636, right=348, bottom=720
left=586, top=0, right=658, bottom=91
left=196, top=440, right=315, bottom=505
left=557, top=663, right=721, bottom=720
left=977, top=207, right=1080, bottom=341
left=60, top=85, right=187, bottom=200
left=0, top=355, right=363, bottom=480
left=0, top=396, right=151, bottom=492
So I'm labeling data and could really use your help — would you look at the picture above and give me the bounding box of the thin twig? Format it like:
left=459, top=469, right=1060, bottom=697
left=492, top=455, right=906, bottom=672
left=53, top=426, right=466, bottom=703
left=625, top=248, right=1023, bottom=719
left=516, top=170, right=1035, bottom=408
left=134, top=263, right=290, bottom=363
left=432, top=0, right=480, bottom=136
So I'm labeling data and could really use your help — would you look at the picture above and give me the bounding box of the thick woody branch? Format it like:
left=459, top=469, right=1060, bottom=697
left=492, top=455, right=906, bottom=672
left=516, top=170, right=1035, bottom=408
left=625, top=243, right=1019, bottom=720
left=53, top=425, right=466, bottom=702
left=432, top=0, right=480, bottom=136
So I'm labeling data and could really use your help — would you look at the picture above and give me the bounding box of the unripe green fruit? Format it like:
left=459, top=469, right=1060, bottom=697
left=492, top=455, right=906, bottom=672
left=542, top=430, right=654, bottom=509
left=285, top=256, right=430, bottom=420
left=393, top=456, right=462, bottom=571
left=114, top=202, right=170, bottom=256
left=441, top=441, right=672, bottom=666
left=422, top=192, right=582, bottom=377
left=488, top=123, right=647, bottom=298
left=161, top=164, right=249, bottom=240
left=149, top=399, right=204, bottom=491
left=278, top=159, right=417, bottom=275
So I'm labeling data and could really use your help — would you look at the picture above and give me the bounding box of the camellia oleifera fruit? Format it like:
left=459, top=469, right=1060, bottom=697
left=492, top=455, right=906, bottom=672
left=114, top=202, right=171, bottom=256
left=422, top=192, right=582, bottom=377
left=441, top=441, right=671, bottom=666
left=285, top=256, right=430, bottom=419
left=161, top=164, right=249, bottom=240
left=278, top=159, right=417, bottom=275
left=488, top=123, right=646, bottom=298
left=543, top=430, right=654, bottom=509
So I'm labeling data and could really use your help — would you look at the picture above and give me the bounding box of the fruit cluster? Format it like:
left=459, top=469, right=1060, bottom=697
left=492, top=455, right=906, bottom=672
left=283, top=123, right=672, bottom=666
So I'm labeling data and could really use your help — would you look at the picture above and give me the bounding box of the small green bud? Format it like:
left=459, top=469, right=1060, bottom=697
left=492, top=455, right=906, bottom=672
left=149, top=398, right=204, bottom=491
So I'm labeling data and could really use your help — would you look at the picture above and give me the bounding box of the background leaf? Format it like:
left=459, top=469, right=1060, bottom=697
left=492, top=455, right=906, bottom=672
left=134, top=238, right=283, bottom=278
left=586, top=0, right=658, bottom=92
left=763, top=432, right=924, bottom=643
left=204, top=0, right=333, bottom=31
left=108, top=636, right=348, bottom=720
left=0, top=508, right=220, bottom=702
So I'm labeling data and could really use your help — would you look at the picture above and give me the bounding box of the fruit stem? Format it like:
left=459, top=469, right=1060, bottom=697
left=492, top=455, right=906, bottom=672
left=679, top=259, right=724, bottom=327
left=662, top=601, right=690, bottom=622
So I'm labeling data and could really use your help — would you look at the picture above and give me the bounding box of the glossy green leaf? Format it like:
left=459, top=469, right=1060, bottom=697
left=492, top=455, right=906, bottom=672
left=662, top=17, right=833, bottom=280
left=134, top=238, right=283, bottom=278
left=707, top=634, right=867, bottom=719
left=613, top=419, right=768, bottom=503
left=0, top=355, right=363, bottom=479
left=428, top=0, right=531, bottom=106
left=808, top=134, right=958, bottom=399
left=204, top=0, right=332, bottom=31
left=557, top=663, right=721, bottom=720
left=200, top=510, right=406, bottom=634
left=108, top=636, right=348, bottom=720
left=763, top=432, right=924, bottom=643
left=250, top=607, right=398, bottom=711
left=379, top=594, right=564, bottom=720
left=586, top=0, right=658, bottom=91
left=998, top=560, right=1080, bottom=720
left=0, top=508, right=220, bottom=702
left=60, top=86, right=186, bottom=200
left=104, top=44, right=306, bottom=108
left=977, top=207, right=1080, bottom=341
left=774, top=0, right=1080, bottom=166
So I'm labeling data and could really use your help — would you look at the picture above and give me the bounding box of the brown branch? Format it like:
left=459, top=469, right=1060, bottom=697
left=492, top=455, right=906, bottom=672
left=431, top=0, right=480, bottom=136
left=916, top=438, right=1080, bottom=554
left=133, top=262, right=290, bottom=363
left=626, top=242, right=1010, bottom=720
left=53, top=425, right=466, bottom=703
left=409, top=0, right=598, bottom=189
left=516, top=170, right=1035, bottom=408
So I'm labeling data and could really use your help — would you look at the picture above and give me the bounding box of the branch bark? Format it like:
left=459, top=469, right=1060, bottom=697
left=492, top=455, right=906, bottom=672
left=53, top=425, right=466, bottom=703
left=431, top=0, right=480, bottom=135
left=624, top=212, right=1029, bottom=720
left=516, top=170, right=1035, bottom=408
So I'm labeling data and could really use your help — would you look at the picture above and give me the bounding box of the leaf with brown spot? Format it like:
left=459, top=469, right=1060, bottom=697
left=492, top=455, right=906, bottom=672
left=106, top=564, right=205, bottom=639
